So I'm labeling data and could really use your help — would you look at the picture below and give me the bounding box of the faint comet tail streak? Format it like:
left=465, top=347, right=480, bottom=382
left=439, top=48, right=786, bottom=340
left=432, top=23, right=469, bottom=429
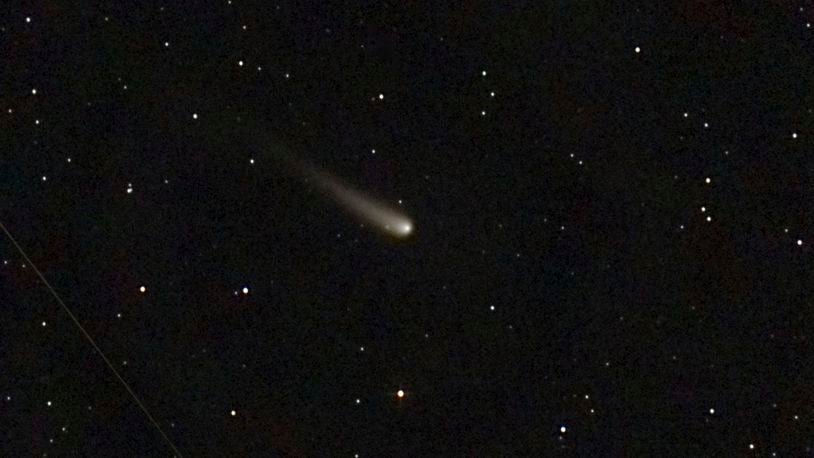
left=0, top=220, right=183, bottom=458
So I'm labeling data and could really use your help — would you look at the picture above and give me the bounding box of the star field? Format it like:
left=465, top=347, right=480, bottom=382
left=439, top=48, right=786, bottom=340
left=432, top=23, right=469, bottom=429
left=2, top=2, right=814, bottom=456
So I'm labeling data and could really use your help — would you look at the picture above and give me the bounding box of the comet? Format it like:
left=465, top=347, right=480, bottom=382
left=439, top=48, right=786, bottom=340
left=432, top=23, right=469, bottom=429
left=252, top=146, right=414, bottom=238
left=299, top=163, right=414, bottom=239
left=229, top=121, right=415, bottom=239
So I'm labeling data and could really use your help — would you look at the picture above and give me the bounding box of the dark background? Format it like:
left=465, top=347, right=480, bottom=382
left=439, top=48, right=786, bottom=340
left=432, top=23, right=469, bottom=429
left=2, top=1, right=814, bottom=456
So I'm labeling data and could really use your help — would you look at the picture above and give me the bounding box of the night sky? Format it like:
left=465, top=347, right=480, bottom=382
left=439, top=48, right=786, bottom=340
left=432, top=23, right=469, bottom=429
left=2, top=2, right=814, bottom=456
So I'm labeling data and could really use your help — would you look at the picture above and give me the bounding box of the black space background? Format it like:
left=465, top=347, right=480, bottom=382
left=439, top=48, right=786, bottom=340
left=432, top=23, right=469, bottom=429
left=2, top=1, right=814, bottom=456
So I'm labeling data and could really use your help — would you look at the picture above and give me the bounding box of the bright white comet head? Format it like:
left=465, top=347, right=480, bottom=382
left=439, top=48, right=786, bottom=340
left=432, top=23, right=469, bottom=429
left=386, top=219, right=414, bottom=239
left=399, top=221, right=413, bottom=236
